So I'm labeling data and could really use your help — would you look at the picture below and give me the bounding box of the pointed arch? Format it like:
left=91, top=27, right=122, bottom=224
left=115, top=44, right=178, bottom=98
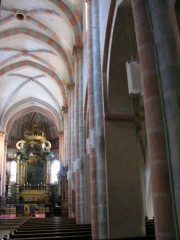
left=3, top=99, right=63, bottom=134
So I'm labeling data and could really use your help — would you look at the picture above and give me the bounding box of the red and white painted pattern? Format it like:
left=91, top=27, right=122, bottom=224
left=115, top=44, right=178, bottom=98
left=0, top=0, right=83, bottom=133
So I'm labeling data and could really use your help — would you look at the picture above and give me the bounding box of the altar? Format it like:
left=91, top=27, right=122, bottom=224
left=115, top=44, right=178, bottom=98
left=6, top=122, right=64, bottom=214
left=21, top=189, right=47, bottom=202
left=16, top=203, right=45, bottom=216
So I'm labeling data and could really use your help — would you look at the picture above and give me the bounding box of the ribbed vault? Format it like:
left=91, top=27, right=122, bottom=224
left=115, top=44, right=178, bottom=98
left=0, top=0, right=83, bottom=138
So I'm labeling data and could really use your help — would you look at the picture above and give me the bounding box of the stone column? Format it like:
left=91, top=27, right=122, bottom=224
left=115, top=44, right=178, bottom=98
left=73, top=44, right=85, bottom=224
left=147, top=0, right=180, bottom=237
left=70, top=82, right=75, bottom=218
left=66, top=88, right=71, bottom=217
left=62, top=105, right=68, bottom=167
left=3, top=140, right=8, bottom=197
left=73, top=44, right=80, bottom=224
left=86, top=0, right=98, bottom=238
left=64, top=176, right=68, bottom=209
left=59, top=131, right=64, bottom=205
left=132, top=0, right=176, bottom=239
left=0, top=132, right=5, bottom=197
left=67, top=81, right=75, bottom=218
left=62, top=105, right=69, bottom=214
left=77, top=45, right=85, bottom=224
left=91, top=1, right=108, bottom=238
left=16, top=155, right=20, bottom=200
left=59, top=131, right=64, bottom=163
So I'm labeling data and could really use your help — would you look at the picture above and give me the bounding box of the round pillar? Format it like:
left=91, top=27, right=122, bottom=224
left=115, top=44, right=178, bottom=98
left=147, top=0, right=180, bottom=237
left=132, top=0, right=176, bottom=239
left=67, top=81, right=75, bottom=218
left=86, top=0, right=98, bottom=238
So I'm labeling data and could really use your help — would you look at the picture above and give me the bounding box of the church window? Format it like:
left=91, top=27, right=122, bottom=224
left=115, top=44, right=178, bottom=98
left=51, top=160, right=60, bottom=184
left=10, top=161, right=16, bottom=182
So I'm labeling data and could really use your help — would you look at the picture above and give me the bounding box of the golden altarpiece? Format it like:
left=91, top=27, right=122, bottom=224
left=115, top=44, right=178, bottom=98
left=5, top=122, right=68, bottom=216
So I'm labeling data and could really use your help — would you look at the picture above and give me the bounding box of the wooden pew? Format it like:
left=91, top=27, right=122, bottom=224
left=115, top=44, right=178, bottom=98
left=145, top=218, right=155, bottom=236
left=9, top=231, right=92, bottom=238
left=2, top=217, right=92, bottom=240
left=3, top=236, right=92, bottom=240
left=19, top=223, right=91, bottom=228
left=15, top=226, right=91, bottom=233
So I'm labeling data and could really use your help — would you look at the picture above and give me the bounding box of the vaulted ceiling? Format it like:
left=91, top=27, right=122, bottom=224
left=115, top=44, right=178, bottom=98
left=0, top=0, right=83, bottom=138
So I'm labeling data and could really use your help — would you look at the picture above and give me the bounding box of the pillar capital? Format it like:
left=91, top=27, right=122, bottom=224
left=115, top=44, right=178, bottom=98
left=59, top=131, right=64, bottom=136
left=61, top=104, right=68, bottom=113
left=73, top=44, right=83, bottom=61
left=0, top=131, right=6, bottom=138
left=67, top=81, right=75, bottom=91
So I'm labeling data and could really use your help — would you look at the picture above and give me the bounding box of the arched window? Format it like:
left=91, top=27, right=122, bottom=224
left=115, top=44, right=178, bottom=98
left=10, top=161, right=16, bottom=182
left=51, top=160, right=60, bottom=183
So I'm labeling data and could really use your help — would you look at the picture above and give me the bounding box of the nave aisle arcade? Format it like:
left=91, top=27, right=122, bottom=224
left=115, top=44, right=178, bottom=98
left=0, top=1, right=180, bottom=240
